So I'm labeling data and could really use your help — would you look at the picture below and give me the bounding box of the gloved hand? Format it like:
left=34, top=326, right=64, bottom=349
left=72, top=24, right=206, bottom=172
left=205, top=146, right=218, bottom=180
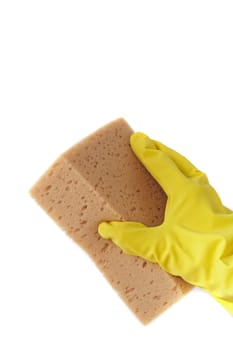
left=98, top=132, right=233, bottom=314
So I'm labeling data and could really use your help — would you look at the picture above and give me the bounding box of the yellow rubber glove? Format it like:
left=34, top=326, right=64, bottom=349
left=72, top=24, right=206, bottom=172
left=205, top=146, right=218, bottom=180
left=98, top=132, right=233, bottom=314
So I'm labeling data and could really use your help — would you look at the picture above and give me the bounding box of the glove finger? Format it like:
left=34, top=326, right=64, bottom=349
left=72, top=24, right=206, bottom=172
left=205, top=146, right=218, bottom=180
left=98, top=221, right=163, bottom=260
left=130, top=132, right=187, bottom=196
left=153, top=139, right=207, bottom=180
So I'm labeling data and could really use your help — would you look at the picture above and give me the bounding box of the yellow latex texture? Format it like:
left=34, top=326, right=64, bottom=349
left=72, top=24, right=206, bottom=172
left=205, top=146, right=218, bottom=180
left=98, top=132, right=233, bottom=314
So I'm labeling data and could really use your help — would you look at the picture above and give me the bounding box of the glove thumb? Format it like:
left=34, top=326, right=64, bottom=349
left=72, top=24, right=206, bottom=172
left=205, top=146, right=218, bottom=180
left=98, top=221, right=164, bottom=261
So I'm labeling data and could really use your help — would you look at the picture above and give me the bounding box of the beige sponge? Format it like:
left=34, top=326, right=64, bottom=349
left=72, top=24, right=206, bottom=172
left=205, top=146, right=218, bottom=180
left=30, top=118, right=192, bottom=324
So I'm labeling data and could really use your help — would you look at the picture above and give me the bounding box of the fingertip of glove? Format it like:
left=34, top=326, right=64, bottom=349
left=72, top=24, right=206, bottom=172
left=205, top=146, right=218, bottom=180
left=130, top=132, right=146, bottom=145
left=130, top=132, right=156, bottom=152
left=98, top=222, right=111, bottom=239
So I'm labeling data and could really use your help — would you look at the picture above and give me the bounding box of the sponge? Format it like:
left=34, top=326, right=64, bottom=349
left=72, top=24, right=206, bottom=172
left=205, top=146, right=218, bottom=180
left=30, top=118, right=192, bottom=324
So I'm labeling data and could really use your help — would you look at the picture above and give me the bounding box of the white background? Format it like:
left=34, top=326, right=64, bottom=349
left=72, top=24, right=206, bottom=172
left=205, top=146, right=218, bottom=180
left=0, top=1, right=233, bottom=349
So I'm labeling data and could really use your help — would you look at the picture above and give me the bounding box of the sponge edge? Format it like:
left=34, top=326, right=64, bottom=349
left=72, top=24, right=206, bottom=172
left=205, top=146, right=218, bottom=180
left=30, top=118, right=192, bottom=324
